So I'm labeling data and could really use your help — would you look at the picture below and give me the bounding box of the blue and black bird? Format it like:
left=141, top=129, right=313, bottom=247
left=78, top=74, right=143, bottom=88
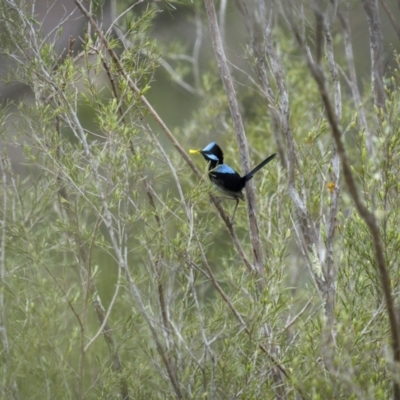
left=190, top=142, right=276, bottom=220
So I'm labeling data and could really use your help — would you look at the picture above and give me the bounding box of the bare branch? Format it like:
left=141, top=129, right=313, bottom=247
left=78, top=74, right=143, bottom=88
left=379, top=0, right=400, bottom=42
left=203, top=0, right=268, bottom=284
left=361, top=0, right=386, bottom=111
left=322, top=7, right=342, bottom=360
left=219, top=0, right=228, bottom=45
left=0, top=156, right=20, bottom=400
left=335, top=4, right=373, bottom=155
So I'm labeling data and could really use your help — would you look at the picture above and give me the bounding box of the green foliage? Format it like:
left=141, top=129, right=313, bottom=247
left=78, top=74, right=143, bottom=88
left=0, top=1, right=400, bottom=399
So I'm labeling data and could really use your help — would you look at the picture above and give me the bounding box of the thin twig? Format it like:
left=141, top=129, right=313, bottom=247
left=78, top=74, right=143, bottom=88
left=361, top=0, right=386, bottom=111
left=379, top=0, right=400, bottom=41
left=334, top=3, right=373, bottom=155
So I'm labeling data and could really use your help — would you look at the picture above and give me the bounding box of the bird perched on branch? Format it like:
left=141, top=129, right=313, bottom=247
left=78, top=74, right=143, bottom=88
left=189, top=142, right=276, bottom=220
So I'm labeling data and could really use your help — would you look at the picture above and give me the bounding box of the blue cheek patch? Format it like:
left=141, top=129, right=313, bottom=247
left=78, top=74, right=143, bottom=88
left=202, top=142, right=216, bottom=152
left=216, top=164, right=236, bottom=174
left=207, top=154, right=219, bottom=161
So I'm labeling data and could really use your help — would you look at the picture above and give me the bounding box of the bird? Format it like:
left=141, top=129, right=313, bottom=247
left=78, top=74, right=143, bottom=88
left=189, top=142, right=276, bottom=220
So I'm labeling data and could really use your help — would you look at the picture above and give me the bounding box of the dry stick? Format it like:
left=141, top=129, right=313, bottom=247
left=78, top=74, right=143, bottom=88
left=379, top=0, right=400, bottom=41
left=361, top=0, right=386, bottom=111
left=100, top=56, right=125, bottom=122
left=203, top=0, right=266, bottom=284
left=322, top=14, right=341, bottom=355
left=323, top=20, right=342, bottom=119
left=72, top=0, right=253, bottom=274
left=219, top=0, right=227, bottom=46
left=193, top=12, right=204, bottom=93
left=289, top=17, right=400, bottom=400
left=0, top=157, right=20, bottom=400
left=315, top=10, right=324, bottom=64
left=334, top=4, right=373, bottom=156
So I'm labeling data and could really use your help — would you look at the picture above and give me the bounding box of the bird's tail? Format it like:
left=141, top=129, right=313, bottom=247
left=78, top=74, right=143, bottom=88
left=244, top=153, right=276, bottom=182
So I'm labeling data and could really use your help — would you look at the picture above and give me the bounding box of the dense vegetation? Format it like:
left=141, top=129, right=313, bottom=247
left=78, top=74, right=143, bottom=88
left=1, top=0, right=400, bottom=399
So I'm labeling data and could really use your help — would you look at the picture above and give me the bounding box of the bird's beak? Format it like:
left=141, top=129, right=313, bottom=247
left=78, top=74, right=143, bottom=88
left=189, top=149, right=201, bottom=154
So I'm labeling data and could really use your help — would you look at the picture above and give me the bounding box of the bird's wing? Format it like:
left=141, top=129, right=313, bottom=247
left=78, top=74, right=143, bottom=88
left=210, top=165, right=245, bottom=200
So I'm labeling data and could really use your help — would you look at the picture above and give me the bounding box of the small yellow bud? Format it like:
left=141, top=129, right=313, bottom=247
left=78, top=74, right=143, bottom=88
left=327, top=182, right=335, bottom=193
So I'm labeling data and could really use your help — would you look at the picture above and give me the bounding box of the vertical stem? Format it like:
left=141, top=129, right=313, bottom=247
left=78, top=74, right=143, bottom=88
left=203, top=0, right=266, bottom=284
left=335, top=5, right=373, bottom=155
left=0, top=156, right=20, bottom=400
left=361, top=0, right=386, bottom=111
left=322, top=11, right=341, bottom=360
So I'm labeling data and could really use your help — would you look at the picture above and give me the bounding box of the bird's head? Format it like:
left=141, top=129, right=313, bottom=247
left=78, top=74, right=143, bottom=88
left=189, top=142, right=224, bottom=165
